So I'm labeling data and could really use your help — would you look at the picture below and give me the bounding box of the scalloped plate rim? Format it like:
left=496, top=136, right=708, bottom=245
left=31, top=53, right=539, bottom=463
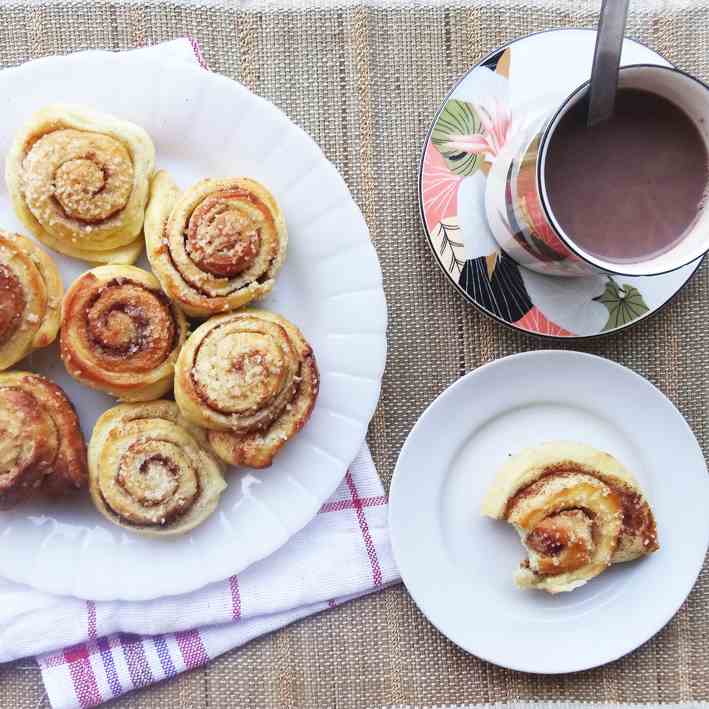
left=0, top=48, right=387, bottom=601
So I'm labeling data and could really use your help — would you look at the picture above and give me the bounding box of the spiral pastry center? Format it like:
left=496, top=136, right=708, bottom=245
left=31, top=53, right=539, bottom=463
left=506, top=472, right=625, bottom=582
left=86, top=281, right=176, bottom=362
left=186, top=193, right=262, bottom=277
left=117, top=443, right=187, bottom=507
left=0, top=265, right=25, bottom=345
left=54, top=158, right=105, bottom=215
left=94, top=308, right=142, bottom=351
left=26, top=129, right=133, bottom=224
left=526, top=509, right=595, bottom=574
left=193, top=330, right=288, bottom=415
left=108, top=437, right=199, bottom=526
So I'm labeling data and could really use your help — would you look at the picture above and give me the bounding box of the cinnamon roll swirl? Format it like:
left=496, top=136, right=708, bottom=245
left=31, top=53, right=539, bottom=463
left=88, top=400, right=226, bottom=536
left=145, top=172, right=287, bottom=317
left=0, top=230, right=62, bottom=370
left=0, top=371, right=87, bottom=508
left=175, top=310, right=318, bottom=467
left=60, top=265, right=187, bottom=401
left=482, top=442, right=658, bottom=593
left=6, top=104, right=155, bottom=264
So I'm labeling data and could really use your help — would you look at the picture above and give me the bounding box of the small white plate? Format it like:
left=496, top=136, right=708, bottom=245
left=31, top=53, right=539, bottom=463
left=389, top=351, right=709, bottom=673
left=0, top=46, right=387, bottom=601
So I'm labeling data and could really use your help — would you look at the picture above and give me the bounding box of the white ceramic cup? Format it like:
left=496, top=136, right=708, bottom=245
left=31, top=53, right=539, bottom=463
left=484, top=64, right=709, bottom=277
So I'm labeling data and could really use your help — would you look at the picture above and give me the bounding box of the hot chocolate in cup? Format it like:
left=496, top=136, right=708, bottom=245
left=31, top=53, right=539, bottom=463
left=484, top=64, right=709, bottom=277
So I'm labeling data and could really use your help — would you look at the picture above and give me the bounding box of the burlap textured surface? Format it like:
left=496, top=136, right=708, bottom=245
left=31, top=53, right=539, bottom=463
left=0, top=1, right=707, bottom=707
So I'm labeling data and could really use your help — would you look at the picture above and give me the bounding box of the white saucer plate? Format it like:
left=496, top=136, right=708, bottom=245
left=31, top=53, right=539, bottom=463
left=419, top=29, right=703, bottom=339
left=390, top=351, right=709, bottom=673
left=0, top=48, right=387, bottom=601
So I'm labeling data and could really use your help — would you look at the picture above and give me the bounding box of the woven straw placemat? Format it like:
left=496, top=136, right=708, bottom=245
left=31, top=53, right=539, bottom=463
left=1, top=1, right=707, bottom=707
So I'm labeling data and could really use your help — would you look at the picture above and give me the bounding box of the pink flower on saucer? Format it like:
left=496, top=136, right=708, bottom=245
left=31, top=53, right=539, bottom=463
left=444, top=98, right=511, bottom=161
left=421, top=142, right=463, bottom=230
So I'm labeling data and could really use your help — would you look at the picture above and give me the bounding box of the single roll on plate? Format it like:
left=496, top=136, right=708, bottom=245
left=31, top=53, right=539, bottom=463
left=88, top=400, right=227, bottom=536
left=0, top=230, right=62, bottom=371
left=481, top=441, right=659, bottom=593
left=175, top=310, right=319, bottom=468
left=0, top=371, right=87, bottom=508
left=60, top=265, right=187, bottom=401
left=6, top=104, right=155, bottom=264
left=145, top=171, right=287, bottom=317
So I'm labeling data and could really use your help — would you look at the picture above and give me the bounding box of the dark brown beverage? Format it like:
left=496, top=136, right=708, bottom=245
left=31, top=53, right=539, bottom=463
left=544, top=89, right=708, bottom=263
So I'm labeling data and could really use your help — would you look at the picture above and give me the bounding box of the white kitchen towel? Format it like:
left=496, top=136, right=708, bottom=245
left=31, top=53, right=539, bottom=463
left=0, top=39, right=398, bottom=709
left=7, top=440, right=395, bottom=708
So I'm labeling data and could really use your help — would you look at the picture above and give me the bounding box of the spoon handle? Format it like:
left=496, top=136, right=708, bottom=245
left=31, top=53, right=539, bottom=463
left=587, top=0, right=630, bottom=127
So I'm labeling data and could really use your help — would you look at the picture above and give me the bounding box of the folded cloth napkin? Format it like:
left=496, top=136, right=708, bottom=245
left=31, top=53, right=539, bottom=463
left=2, top=441, right=396, bottom=708
left=0, top=39, right=398, bottom=709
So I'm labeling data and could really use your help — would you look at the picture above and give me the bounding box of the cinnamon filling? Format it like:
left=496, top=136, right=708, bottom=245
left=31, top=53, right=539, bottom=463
left=110, top=439, right=200, bottom=526
left=525, top=509, right=595, bottom=575
left=186, top=190, right=263, bottom=277
left=84, top=279, right=178, bottom=370
left=117, top=454, right=180, bottom=507
left=189, top=322, right=291, bottom=418
left=618, top=489, right=658, bottom=549
left=505, top=465, right=656, bottom=549
left=165, top=189, right=278, bottom=296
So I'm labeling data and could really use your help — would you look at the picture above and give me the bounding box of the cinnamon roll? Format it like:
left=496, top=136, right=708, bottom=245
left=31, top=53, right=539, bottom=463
left=144, top=171, right=287, bottom=317
left=6, top=104, right=155, bottom=264
left=0, top=371, right=87, bottom=508
left=482, top=442, right=658, bottom=593
left=175, top=310, right=318, bottom=467
left=88, top=400, right=226, bottom=536
left=60, top=265, right=187, bottom=401
left=0, top=230, right=62, bottom=370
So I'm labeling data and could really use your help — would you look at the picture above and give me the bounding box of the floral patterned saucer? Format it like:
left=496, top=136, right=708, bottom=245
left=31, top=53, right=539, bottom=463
left=418, top=29, right=703, bottom=339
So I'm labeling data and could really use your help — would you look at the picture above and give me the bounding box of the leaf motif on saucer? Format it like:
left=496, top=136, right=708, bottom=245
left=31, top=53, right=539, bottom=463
left=431, top=218, right=465, bottom=276
left=594, top=278, right=650, bottom=331
left=460, top=254, right=532, bottom=322
left=421, top=142, right=463, bottom=229
left=432, top=96, right=512, bottom=179
left=431, top=100, right=484, bottom=176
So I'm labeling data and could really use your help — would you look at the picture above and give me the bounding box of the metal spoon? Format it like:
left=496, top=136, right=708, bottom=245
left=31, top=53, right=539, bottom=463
left=587, top=0, right=630, bottom=127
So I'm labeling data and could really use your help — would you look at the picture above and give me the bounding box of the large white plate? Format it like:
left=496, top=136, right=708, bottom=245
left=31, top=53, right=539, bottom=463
left=0, top=49, right=387, bottom=601
left=390, top=351, right=709, bottom=673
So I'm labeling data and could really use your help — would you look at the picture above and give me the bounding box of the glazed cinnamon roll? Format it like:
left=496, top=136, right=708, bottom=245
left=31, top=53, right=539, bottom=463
left=144, top=171, right=287, bottom=317
left=6, top=104, right=155, bottom=264
left=175, top=310, right=319, bottom=467
left=60, top=265, right=187, bottom=401
left=0, top=371, right=87, bottom=508
left=482, top=442, right=658, bottom=593
left=88, top=400, right=226, bottom=536
left=0, top=230, right=62, bottom=370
